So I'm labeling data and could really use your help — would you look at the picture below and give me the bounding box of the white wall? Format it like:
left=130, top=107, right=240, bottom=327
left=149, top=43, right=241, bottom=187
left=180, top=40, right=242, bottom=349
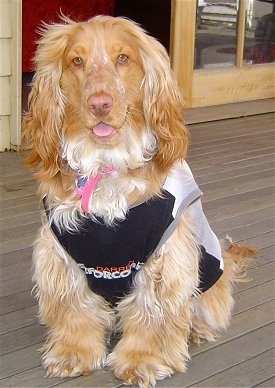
left=0, top=0, right=21, bottom=151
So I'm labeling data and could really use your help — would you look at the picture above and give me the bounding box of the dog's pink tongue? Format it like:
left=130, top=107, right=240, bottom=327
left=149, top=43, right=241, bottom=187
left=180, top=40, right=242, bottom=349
left=92, top=122, right=116, bottom=137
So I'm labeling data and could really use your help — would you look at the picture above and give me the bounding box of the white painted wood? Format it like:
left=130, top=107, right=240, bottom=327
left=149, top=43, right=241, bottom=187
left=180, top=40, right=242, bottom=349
left=0, top=77, right=11, bottom=115
left=0, top=39, right=11, bottom=76
left=10, top=0, right=22, bottom=149
left=0, top=0, right=12, bottom=38
left=0, top=115, right=11, bottom=150
left=0, top=0, right=13, bottom=150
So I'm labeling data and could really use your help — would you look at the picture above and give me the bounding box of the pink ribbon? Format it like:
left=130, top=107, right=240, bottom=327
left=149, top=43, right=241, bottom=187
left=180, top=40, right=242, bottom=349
left=76, top=166, right=116, bottom=213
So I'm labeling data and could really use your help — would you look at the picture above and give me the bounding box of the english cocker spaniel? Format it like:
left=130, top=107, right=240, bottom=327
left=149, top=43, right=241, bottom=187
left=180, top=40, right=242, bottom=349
left=22, top=15, right=253, bottom=387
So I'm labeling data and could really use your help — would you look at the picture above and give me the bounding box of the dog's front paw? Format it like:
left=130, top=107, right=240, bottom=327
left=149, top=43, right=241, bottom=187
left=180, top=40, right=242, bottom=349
left=108, top=351, right=174, bottom=387
left=42, top=342, right=106, bottom=378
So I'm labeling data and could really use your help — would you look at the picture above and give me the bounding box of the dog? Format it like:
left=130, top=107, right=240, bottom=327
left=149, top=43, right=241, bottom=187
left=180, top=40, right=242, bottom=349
left=22, top=15, right=254, bottom=387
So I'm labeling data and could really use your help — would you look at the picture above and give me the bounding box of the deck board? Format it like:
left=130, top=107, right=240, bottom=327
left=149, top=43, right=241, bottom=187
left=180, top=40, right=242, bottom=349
left=189, top=348, right=275, bottom=387
left=0, top=110, right=274, bottom=387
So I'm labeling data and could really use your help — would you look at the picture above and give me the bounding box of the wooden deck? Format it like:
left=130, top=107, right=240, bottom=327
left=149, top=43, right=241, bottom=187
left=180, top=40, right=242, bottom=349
left=0, top=111, right=274, bottom=387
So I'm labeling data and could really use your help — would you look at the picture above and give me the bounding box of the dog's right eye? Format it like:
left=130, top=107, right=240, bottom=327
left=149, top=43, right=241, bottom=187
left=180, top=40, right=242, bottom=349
left=72, top=57, right=83, bottom=66
left=117, top=54, right=129, bottom=64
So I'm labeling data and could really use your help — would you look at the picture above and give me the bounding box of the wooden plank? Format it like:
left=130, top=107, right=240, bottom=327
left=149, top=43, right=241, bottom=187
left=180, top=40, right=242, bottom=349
left=201, top=176, right=274, bottom=203
left=254, top=377, right=275, bottom=387
left=0, top=185, right=38, bottom=202
left=188, top=113, right=275, bottom=139
left=189, top=348, right=275, bottom=387
left=233, top=279, right=275, bottom=315
left=0, top=366, right=117, bottom=388
left=0, top=272, right=33, bottom=297
left=0, top=259, right=31, bottom=282
left=55, top=370, right=128, bottom=387
left=193, top=161, right=275, bottom=185
left=192, top=154, right=275, bottom=177
left=241, top=231, right=275, bottom=250
left=188, top=148, right=275, bottom=172
left=189, top=141, right=275, bottom=165
left=0, top=366, right=72, bottom=388
left=0, top=153, right=28, bottom=178
left=187, top=112, right=275, bottom=137
left=0, top=202, right=40, bottom=220
left=206, top=196, right=275, bottom=223
left=0, top=290, right=36, bottom=315
left=0, top=343, right=42, bottom=379
left=200, top=169, right=275, bottom=196
left=0, top=212, right=40, bottom=230
left=157, top=323, right=274, bottom=387
left=184, top=99, right=275, bottom=124
left=254, top=245, right=275, bottom=266
left=189, top=119, right=274, bottom=142
left=203, top=186, right=274, bottom=212
left=190, top=134, right=275, bottom=160
left=212, top=207, right=275, bottom=235
left=0, top=246, right=33, bottom=268
left=1, top=323, right=44, bottom=356
left=0, top=195, right=39, bottom=212
left=188, top=131, right=273, bottom=157
left=236, top=262, right=275, bottom=293
left=0, top=221, right=41, bottom=243
left=246, top=245, right=275, bottom=269
left=0, top=234, right=36, bottom=255
left=217, top=218, right=274, bottom=242
left=0, top=176, right=35, bottom=188
left=188, top=300, right=275, bottom=358
left=0, top=305, right=38, bottom=334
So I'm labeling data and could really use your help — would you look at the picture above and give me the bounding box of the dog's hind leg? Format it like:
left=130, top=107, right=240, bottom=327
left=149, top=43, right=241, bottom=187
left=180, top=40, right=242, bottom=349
left=190, top=241, right=255, bottom=344
left=33, top=224, right=115, bottom=377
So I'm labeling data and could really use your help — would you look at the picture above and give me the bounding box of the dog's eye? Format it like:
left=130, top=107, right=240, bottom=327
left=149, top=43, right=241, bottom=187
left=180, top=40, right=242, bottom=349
left=72, top=57, right=83, bottom=66
left=117, top=54, right=129, bottom=64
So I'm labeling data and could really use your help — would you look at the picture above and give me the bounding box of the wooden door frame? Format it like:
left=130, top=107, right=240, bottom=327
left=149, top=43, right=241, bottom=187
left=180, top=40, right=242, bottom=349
left=170, top=0, right=275, bottom=108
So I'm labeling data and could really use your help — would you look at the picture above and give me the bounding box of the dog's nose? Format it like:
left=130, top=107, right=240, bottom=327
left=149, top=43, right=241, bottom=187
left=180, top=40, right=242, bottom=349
left=87, top=93, right=113, bottom=117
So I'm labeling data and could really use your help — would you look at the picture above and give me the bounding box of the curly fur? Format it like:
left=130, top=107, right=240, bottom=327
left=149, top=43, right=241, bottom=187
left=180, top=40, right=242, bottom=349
left=22, top=15, right=254, bottom=387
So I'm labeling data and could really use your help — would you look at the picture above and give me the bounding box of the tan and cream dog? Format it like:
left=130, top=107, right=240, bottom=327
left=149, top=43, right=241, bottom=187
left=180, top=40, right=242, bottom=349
left=22, top=15, right=253, bottom=387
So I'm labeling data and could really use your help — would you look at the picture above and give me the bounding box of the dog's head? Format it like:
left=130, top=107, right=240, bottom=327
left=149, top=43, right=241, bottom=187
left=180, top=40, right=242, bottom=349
left=22, top=15, right=188, bottom=182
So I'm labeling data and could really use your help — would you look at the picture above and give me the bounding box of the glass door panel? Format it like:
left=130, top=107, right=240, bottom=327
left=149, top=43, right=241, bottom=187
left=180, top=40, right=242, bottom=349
left=195, top=0, right=238, bottom=69
left=244, top=0, right=275, bottom=64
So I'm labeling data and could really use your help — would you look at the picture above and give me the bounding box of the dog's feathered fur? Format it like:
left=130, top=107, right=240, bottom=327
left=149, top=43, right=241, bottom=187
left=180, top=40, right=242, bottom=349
left=22, top=15, right=254, bottom=387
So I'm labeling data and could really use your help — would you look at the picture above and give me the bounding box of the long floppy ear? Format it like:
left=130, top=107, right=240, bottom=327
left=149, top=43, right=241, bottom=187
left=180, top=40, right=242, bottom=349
left=22, top=17, right=77, bottom=181
left=140, top=35, right=188, bottom=171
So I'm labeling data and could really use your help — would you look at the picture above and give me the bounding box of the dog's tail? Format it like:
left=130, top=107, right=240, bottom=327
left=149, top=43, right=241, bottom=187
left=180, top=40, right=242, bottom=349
left=221, top=236, right=257, bottom=284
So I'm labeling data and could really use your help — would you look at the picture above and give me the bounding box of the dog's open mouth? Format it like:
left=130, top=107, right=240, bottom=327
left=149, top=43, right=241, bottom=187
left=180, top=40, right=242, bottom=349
left=92, top=122, right=116, bottom=138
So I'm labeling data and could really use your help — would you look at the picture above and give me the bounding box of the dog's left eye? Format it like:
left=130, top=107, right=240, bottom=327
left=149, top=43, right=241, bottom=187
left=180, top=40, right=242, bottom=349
left=72, top=57, right=83, bottom=66
left=117, top=54, right=129, bottom=64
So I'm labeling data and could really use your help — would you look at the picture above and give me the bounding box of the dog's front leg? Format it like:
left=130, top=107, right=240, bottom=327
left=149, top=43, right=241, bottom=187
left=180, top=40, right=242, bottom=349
left=109, top=220, right=199, bottom=387
left=33, top=225, right=115, bottom=377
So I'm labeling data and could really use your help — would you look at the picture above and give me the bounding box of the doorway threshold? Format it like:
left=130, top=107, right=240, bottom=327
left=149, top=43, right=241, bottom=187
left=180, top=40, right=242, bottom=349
left=184, top=98, right=275, bottom=124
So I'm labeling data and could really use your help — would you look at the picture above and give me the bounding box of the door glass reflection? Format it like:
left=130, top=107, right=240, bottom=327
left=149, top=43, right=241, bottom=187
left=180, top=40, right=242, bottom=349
left=195, top=0, right=238, bottom=69
left=244, top=0, right=275, bottom=64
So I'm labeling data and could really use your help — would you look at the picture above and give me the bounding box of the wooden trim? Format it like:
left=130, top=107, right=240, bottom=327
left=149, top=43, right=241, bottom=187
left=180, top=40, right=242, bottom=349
left=192, top=64, right=275, bottom=107
left=170, top=0, right=196, bottom=107
left=236, top=0, right=246, bottom=67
